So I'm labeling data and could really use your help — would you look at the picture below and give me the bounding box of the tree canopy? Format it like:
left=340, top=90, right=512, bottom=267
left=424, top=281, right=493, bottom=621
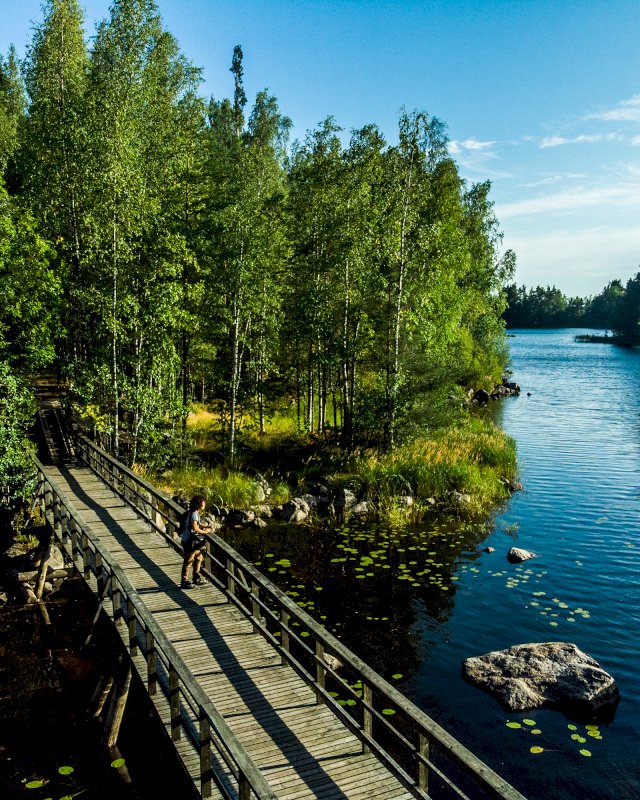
left=503, top=275, right=640, bottom=342
left=2, top=0, right=515, bottom=470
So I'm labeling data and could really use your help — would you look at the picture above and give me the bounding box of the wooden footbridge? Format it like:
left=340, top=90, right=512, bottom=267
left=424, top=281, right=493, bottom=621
left=31, top=404, right=526, bottom=800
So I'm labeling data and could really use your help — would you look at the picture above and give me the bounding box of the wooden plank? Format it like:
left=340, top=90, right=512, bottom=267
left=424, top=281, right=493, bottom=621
left=271, top=758, right=413, bottom=797
left=36, top=462, right=433, bottom=800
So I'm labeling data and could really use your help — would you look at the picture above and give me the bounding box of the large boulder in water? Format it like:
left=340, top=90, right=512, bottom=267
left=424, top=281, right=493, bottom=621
left=462, top=642, right=619, bottom=716
left=273, top=498, right=309, bottom=523
left=507, top=547, right=536, bottom=563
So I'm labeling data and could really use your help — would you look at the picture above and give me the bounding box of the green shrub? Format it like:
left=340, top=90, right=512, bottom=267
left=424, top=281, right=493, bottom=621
left=0, top=365, right=37, bottom=527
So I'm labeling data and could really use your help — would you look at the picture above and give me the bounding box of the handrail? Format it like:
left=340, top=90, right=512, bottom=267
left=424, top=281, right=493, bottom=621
left=32, top=456, right=278, bottom=800
left=72, top=432, right=527, bottom=800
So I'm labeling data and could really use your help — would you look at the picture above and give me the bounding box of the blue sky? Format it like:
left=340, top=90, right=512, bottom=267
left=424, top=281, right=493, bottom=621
left=3, top=0, right=640, bottom=296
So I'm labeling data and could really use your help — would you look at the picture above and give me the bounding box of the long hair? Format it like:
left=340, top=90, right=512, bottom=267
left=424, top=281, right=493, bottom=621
left=189, top=494, right=206, bottom=512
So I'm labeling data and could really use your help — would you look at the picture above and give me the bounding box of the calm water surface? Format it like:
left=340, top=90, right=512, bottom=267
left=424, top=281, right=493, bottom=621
left=10, top=330, right=635, bottom=798
left=404, top=329, right=640, bottom=800
left=232, top=329, right=640, bottom=800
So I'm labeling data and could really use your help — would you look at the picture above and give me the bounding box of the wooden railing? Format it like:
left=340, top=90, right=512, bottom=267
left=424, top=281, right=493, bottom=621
left=33, top=457, right=278, bottom=800
left=71, top=432, right=527, bottom=800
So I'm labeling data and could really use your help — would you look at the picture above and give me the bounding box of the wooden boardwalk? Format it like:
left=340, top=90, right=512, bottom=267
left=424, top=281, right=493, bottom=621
left=40, top=461, right=414, bottom=800
left=30, top=408, right=526, bottom=800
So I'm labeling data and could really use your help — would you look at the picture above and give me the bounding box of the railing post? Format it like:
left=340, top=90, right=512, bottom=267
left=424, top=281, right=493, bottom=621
left=146, top=628, right=157, bottom=696
left=315, top=641, right=325, bottom=703
left=71, top=520, right=80, bottom=565
left=96, top=550, right=105, bottom=597
left=53, top=497, right=63, bottom=541
left=363, top=683, right=373, bottom=754
left=280, top=609, right=290, bottom=664
left=61, top=507, right=71, bottom=549
left=199, top=711, right=212, bottom=798
left=82, top=533, right=91, bottom=580
left=250, top=580, right=261, bottom=630
left=226, top=558, right=236, bottom=597
left=418, top=732, right=429, bottom=793
left=35, top=473, right=45, bottom=508
left=170, top=664, right=181, bottom=741
left=238, top=772, right=250, bottom=800
left=127, top=598, right=138, bottom=656
left=44, top=483, right=53, bottom=523
left=111, top=574, right=122, bottom=622
left=150, top=494, right=159, bottom=529
left=203, top=546, right=213, bottom=575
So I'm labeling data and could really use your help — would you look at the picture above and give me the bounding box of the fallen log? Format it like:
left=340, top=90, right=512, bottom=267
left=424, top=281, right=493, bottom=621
left=17, top=580, right=38, bottom=604
left=14, top=567, right=74, bottom=582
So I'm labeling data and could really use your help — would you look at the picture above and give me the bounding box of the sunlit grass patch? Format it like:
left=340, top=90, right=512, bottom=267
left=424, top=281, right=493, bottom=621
left=346, top=418, right=516, bottom=521
left=157, top=463, right=289, bottom=509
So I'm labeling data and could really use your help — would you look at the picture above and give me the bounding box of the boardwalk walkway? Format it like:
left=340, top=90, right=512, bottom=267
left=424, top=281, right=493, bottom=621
left=31, top=398, right=527, bottom=800
left=42, top=460, right=411, bottom=800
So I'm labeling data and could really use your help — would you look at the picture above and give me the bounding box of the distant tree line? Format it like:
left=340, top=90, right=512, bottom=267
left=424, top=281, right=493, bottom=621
left=0, top=0, right=514, bottom=470
left=503, top=275, right=640, bottom=343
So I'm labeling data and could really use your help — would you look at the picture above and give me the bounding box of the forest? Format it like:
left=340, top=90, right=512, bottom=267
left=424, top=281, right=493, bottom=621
left=503, top=275, right=640, bottom=341
left=1, top=0, right=517, bottom=515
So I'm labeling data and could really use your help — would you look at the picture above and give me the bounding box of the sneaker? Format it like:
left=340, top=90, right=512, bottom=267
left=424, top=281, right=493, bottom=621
left=180, top=580, right=193, bottom=589
left=193, top=575, right=205, bottom=586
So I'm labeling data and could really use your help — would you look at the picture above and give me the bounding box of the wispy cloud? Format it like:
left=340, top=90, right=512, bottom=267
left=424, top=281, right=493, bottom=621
left=448, top=138, right=495, bottom=155
left=518, top=173, right=587, bottom=188
left=448, top=138, right=514, bottom=178
left=539, top=132, right=623, bottom=148
left=496, top=182, right=640, bottom=219
left=585, top=94, right=640, bottom=122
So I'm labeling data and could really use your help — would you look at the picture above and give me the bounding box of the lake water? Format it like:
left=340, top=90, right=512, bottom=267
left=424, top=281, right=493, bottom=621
left=4, top=328, right=638, bottom=799
left=401, top=329, right=640, bottom=800
left=231, top=328, right=640, bottom=800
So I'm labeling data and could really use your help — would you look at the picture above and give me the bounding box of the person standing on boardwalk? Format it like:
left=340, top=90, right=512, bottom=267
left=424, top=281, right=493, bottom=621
left=180, top=494, right=212, bottom=588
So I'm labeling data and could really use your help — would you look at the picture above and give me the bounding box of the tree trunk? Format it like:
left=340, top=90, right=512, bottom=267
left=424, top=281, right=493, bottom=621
left=385, top=150, right=415, bottom=451
left=306, top=353, right=314, bottom=432
left=111, top=205, right=119, bottom=458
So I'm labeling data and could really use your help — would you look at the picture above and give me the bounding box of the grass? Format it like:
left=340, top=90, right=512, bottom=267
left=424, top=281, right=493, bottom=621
left=341, top=417, right=517, bottom=521
left=143, top=403, right=516, bottom=522
left=147, top=463, right=290, bottom=510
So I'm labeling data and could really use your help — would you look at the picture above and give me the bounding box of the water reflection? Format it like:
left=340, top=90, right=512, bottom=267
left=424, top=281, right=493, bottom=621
left=228, top=516, right=498, bottom=683
left=232, top=329, right=640, bottom=800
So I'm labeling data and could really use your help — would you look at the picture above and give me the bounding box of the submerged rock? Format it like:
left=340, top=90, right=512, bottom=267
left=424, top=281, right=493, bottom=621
left=333, top=488, right=358, bottom=511
left=473, top=389, right=491, bottom=406
left=273, top=498, right=309, bottom=523
left=507, top=547, right=536, bottom=563
left=223, top=509, right=255, bottom=528
left=462, top=642, right=619, bottom=715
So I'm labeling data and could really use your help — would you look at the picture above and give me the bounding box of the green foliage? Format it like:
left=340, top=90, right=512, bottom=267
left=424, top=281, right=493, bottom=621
left=0, top=45, right=26, bottom=190
left=159, top=463, right=289, bottom=509
left=503, top=274, right=640, bottom=338
left=0, top=363, right=36, bottom=514
left=6, top=0, right=514, bottom=473
left=345, top=417, right=516, bottom=519
left=612, top=271, right=640, bottom=344
left=0, top=185, right=58, bottom=369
